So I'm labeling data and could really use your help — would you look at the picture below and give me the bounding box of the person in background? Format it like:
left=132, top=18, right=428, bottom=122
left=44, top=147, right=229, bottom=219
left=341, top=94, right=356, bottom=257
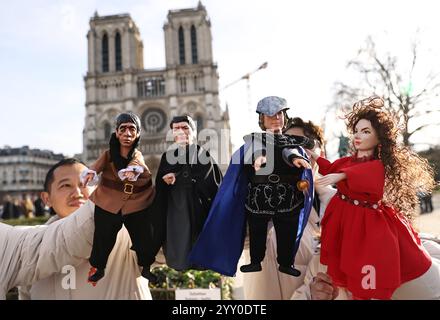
left=33, top=194, right=46, bottom=217
left=23, top=195, right=35, bottom=219
left=13, top=198, right=24, bottom=219
left=1, top=195, right=14, bottom=220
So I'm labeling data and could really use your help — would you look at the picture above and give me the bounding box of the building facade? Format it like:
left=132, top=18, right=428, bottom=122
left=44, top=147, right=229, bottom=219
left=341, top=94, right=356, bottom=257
left=0, top=146, right=64, bottom=201
left=82, top=3, right=231, bottom=175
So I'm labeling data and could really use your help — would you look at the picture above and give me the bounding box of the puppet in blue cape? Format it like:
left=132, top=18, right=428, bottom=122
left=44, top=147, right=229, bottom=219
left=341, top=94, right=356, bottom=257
left=189, top=130, right=314, bottom=277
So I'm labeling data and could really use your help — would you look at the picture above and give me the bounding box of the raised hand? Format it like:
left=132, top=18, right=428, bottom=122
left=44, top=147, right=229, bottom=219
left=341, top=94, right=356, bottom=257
left=162, top=172, right=176, bottom=185
left=124, top=171, right=136, bottom=181
left=253, top=155, right=267, bottom=172
left=82, top=173, right=94, bottom=187
left=316, top=173, right=346, bottom=186
left=293, top=158, right=311, bottom=169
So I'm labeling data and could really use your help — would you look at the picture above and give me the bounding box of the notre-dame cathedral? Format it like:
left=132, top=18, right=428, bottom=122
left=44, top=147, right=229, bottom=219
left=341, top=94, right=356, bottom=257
left=82, top=2, right=231, bottom=175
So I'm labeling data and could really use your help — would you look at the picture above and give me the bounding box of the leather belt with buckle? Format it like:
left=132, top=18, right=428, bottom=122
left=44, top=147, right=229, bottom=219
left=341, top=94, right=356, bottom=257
left=123, top=183, right=134, bottom=195
left=101, top=177, right=151, bottom=195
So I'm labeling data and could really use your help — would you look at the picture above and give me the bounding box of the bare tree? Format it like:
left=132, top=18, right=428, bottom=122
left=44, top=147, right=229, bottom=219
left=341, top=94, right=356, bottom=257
left=331, top=36, right=440, bottom=146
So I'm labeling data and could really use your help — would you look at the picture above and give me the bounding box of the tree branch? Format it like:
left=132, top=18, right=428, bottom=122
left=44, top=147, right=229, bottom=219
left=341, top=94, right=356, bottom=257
left=408, top=122, right=440, bottom=138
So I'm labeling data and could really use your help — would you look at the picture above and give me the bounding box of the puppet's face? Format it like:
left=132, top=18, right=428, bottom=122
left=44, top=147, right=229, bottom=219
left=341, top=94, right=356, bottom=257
left=263, top=111, right=284, bottom=133
left=116, top=122, right=140, bottom=148
left=41, top=163, right=92, bottom=218
left=353, top=119, right=379, bottom=153
left=172, top=121, right=193, bottom=145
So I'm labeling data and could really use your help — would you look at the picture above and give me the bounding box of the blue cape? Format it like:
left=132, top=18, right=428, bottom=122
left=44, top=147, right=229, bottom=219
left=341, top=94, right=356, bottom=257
left=188, top=143, right=314, bottom=276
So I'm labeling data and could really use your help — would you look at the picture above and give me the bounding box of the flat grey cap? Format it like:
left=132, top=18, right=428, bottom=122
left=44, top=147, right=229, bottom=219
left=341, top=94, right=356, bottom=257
left=256, top=96, right=289, bottom=116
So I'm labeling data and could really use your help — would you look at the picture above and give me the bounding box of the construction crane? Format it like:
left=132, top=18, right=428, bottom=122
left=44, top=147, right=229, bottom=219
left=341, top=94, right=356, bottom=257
left=221, top=62, right=268, bottom=112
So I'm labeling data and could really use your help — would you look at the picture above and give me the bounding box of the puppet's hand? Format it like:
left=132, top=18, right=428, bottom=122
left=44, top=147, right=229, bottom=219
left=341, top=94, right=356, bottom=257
left=316, top=173, right=346, bottom=186
left=162, top=173, right=176, bottom=185
left=82, top=173, right=94, bottom=187
left=293, top=158, right=311, bottom=169
left=124, top=171, right=136, bottom=180
left=253, top=155, right=267, bottom=172
left=310, top=272, right=339, bottom=300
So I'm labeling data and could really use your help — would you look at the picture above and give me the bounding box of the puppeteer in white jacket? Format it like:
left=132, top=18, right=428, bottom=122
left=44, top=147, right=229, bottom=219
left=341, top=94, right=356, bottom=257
left=0, top=158, right=152, bottom=300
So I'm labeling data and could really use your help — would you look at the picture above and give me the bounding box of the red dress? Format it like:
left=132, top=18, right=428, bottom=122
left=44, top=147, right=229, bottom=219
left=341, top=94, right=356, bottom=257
left=317, top=156, right=431, bottom=300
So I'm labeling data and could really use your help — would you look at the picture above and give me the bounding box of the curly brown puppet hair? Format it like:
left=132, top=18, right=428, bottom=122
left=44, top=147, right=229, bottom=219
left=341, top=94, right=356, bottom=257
left=345, top=96, right=435, bottom=220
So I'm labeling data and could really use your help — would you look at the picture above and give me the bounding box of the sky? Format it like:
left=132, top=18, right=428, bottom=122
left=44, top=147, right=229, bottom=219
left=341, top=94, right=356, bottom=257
left=1, top=0, right=440, bottom=158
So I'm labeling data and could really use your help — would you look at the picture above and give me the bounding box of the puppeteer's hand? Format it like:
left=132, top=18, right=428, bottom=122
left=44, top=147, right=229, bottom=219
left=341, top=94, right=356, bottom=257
left=253, top=156, right=267, bottom=172
left=316, top=173, right=346, bottom=186
left=293, top=158, right=311, bottom=169
left=162, top=173, right=176, bottom=185
left=305, top=149, right=319, bottom=161
left=82, top=173, right=94, bottom=187
left=310, top=272, right=339, bottom=300
left=124, top=171, right=136, bottom=180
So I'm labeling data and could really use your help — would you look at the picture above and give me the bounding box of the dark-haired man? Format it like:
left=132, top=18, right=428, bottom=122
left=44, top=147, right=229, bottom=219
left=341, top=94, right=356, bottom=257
left=41, top=158, right=91, bottom=218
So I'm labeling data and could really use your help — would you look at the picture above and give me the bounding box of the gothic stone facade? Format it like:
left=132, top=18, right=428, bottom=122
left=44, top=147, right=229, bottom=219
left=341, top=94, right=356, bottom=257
left=83, top=4, right=231, bottom=175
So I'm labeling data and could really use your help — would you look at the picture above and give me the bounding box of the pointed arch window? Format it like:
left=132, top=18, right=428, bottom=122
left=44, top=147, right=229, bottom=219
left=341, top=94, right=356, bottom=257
left=115, top=32, right=122, bottom=71
left=191, top=25, right=198, bottom=64
left=179, top=76, right=187, bottom=93
left=178, top=26, right=185, bottom=65
left=102, top=33, right=109, bottom=72
left=195, top=114, right=203, bottom=133
left=104, top=122, right=112, bottom=140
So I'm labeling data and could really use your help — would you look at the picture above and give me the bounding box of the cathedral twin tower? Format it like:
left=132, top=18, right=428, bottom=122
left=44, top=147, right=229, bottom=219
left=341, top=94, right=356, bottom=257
left=83, top=3, right=231, bottom=174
